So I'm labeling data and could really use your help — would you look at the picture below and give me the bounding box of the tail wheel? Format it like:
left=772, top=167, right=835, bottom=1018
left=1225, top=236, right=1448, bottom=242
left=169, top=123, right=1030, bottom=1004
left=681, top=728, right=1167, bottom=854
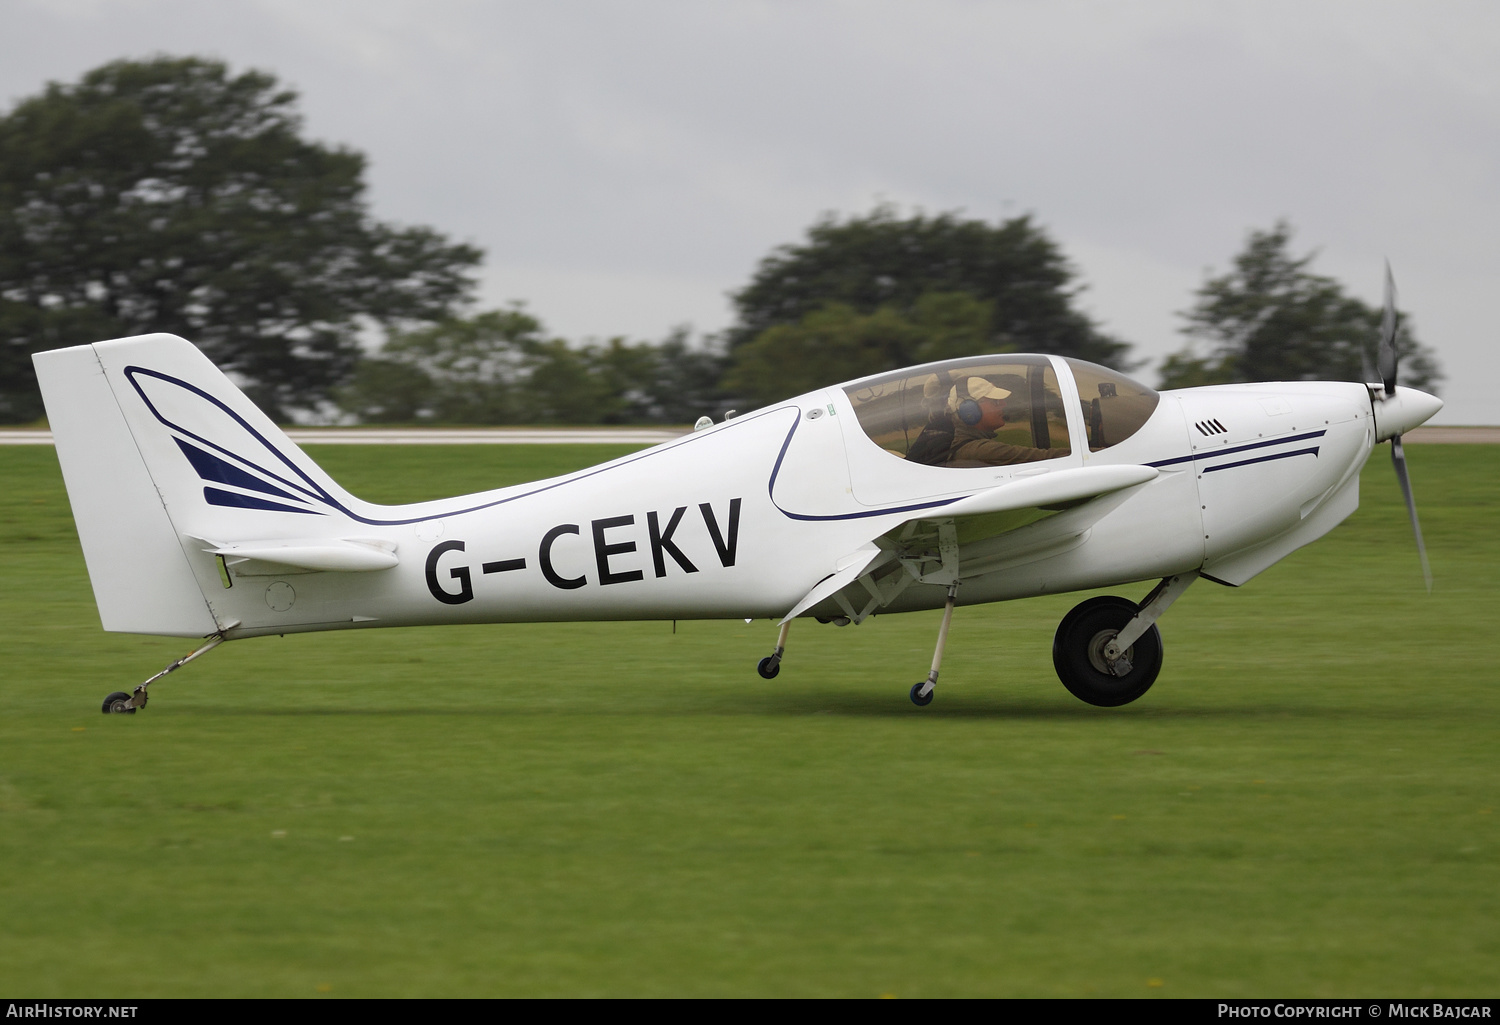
left=1052, top=596, right=1163, bottom=707
left=101, top=691, right=136, bottom=714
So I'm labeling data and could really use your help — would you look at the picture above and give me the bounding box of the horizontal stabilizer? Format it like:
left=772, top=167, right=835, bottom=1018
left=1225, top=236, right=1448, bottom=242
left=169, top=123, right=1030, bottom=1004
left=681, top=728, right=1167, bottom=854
left=195, top=537, right=399, bottom=572
left=936, top=464, right=1158, bottom=520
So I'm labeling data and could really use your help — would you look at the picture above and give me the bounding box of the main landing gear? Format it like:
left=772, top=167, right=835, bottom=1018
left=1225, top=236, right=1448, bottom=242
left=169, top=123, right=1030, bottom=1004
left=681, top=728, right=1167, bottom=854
left=752, top=581, right=961, bottom=708
left=100, top=633, right=227, bottom=714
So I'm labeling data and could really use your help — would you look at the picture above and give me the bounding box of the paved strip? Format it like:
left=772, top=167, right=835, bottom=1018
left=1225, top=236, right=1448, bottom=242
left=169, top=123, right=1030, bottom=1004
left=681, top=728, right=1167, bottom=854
left=1401, top=426, right=1500, bottom=443
left=0, top=427, right=686, bottom=446
left=286, top=428, right=684, bottom=445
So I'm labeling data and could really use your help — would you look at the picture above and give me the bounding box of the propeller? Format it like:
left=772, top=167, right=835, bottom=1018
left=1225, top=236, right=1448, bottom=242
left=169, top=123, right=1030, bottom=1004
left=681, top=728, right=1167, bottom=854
left=1378, top=262, right=1432, bottom=591
left=1378, top=261, right=1399, bottom=396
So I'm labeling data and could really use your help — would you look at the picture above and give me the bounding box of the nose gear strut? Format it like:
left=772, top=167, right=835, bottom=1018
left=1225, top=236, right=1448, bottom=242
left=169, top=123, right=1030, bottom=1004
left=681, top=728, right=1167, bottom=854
left=1100, top=573, right=1197, bottom=676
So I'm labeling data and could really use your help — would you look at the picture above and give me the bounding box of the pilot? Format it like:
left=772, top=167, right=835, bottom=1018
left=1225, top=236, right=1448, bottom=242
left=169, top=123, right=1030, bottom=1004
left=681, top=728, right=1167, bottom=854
left=945, top=377, right=1054, bottom=466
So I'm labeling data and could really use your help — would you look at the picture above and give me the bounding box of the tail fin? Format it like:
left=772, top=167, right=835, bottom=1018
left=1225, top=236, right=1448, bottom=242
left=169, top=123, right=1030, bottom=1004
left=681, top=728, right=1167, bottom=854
left=33, top=333, right=366, bottom=637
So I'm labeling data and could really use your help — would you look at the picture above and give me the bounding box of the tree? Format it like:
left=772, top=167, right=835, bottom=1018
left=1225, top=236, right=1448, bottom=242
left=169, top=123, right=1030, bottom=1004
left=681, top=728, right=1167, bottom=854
left=725, top=291, right=993, bottom=407
left=1162, top=222, right=1441, bottom=392
left=589, top=327, right=731, bottom=425
left=0, top=56, right=482, bottom=422
left=724, top=206, right=1131, bottom=404
left=338, top=307, right=730, bottom=425
left=339, top=308, right=542, bottom=424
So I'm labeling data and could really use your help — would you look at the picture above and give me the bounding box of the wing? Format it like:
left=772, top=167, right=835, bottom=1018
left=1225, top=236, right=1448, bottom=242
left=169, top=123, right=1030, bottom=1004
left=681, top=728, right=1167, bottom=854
left=785, top=464, right=1158, bottom=624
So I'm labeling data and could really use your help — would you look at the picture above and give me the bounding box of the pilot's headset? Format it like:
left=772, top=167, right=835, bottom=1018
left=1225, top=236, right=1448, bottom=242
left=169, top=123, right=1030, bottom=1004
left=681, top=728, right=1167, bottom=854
left=948, top=377, right=1009, bottom=426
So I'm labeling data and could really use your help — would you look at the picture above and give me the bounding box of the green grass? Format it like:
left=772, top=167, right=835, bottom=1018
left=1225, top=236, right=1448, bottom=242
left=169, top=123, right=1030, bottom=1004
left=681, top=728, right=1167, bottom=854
left=1, top=443, right=1496, bottom=997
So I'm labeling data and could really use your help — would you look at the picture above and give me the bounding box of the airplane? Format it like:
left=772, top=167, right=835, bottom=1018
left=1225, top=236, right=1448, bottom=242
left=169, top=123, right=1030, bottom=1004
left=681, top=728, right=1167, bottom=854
left=32, top=274, right=1441, bottom=714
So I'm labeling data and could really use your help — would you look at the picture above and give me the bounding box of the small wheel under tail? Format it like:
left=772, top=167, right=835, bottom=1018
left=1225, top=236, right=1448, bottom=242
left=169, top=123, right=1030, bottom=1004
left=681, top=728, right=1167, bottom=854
left=101, top=691, right=136, bottom=715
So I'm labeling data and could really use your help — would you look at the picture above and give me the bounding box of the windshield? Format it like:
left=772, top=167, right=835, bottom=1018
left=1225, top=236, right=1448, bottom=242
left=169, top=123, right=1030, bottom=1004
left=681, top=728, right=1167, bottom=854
left=1064, top=359, right=1160, bottom=451
left=844, top=356, right=1072, bottom=468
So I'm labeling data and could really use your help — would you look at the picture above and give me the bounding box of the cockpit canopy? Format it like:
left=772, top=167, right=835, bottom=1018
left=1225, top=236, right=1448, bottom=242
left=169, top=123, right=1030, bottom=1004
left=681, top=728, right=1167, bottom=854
left=842, top=355, right=1160, bottom=468
left=1064, top=357, right=1161, bottom=453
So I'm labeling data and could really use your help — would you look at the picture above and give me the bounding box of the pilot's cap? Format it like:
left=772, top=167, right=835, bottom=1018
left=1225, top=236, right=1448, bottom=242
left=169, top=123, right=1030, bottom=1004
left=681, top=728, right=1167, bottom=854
left=951, top=376, right=1012, bottom=407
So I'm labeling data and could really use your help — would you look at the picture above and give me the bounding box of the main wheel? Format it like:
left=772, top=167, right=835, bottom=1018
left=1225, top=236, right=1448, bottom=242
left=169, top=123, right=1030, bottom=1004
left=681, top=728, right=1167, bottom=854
left=1052, top=596, right=1163, bottom=707
left=909, top=681, right=934, bottom=707
left=757, top=656, right=780, bottom=679
left=101, top=691, right=136, bottom=715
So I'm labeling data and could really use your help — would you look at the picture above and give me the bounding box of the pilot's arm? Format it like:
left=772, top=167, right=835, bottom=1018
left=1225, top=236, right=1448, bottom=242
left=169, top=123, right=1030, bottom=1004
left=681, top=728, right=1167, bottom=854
left=949, top=432, right=1056, bottom=466
left=944, top=378, right=1058, bottom=466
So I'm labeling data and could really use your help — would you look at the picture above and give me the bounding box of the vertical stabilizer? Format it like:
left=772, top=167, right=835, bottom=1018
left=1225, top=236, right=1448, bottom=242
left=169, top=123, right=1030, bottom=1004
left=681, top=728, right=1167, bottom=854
left=35, top=333, right=376, bottom=638
left=33, top=341, right=220, bottom=636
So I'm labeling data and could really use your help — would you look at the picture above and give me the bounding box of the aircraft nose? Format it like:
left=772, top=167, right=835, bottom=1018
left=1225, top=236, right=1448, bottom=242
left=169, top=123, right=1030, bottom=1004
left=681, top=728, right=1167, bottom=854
left=1373, top=386, right=1444, bottom=441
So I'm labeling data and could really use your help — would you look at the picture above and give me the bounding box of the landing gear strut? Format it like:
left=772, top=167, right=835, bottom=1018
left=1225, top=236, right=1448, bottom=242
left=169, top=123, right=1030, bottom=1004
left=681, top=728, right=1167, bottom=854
left=910, top=582, right=958, bottom=707
left=101, top=633, right=227, bottom=714
left=757, top=621, right=791, bottom=679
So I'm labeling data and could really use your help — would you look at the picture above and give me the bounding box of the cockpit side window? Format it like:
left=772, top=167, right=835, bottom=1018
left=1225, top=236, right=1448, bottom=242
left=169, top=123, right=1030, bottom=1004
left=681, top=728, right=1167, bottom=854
left=1064, top=359, right=1161, bottom=451
left=844, top=356, right=1071, bottom=468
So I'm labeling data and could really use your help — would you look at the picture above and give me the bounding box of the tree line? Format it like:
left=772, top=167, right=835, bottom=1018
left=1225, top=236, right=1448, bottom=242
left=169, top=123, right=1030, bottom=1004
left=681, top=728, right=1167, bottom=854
left=0, top=57, right=1440, bottom=426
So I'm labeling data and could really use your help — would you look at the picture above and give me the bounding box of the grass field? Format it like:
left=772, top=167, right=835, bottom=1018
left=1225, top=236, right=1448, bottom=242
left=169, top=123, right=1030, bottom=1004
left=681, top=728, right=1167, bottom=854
left=1, top=442, right=1496, bottom=998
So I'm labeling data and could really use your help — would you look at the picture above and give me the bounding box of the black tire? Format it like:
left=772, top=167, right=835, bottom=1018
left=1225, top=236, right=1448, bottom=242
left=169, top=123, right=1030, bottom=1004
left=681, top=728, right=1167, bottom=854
left=1052, top=596, right=1163, bottom=707
left=102, top=691, right=136, bottom=715
left=757, top=656, right=780, bottom=680
left=909, top=681, right=934, bottom=707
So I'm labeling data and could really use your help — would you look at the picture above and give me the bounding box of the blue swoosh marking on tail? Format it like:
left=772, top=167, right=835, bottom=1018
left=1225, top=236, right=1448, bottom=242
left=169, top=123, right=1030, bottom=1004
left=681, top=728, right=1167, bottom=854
left=203, top=487, right=322, bottom=514
left=174, top=437, right=310, bottom=504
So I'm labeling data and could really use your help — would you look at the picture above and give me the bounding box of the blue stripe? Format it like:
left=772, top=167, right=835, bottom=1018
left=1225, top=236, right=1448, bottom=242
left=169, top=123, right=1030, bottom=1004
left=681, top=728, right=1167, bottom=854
left=127, top=367, right=339, bottom=505
left=1148, top=430, right=1327, bottom=469
left=766, top=409, right=958, bottom=522
left=1201, top=447, right=1320, bottom=473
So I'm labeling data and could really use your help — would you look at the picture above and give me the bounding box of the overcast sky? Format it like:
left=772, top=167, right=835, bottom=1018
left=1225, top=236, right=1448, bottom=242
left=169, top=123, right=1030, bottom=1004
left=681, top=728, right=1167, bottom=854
left=5, top=0, right=1496, bottom=423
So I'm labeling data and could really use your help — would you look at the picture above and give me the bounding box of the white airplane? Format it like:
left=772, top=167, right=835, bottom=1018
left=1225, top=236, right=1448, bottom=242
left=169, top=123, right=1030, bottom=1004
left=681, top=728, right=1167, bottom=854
left=33, top=282, right=1441, bottom=714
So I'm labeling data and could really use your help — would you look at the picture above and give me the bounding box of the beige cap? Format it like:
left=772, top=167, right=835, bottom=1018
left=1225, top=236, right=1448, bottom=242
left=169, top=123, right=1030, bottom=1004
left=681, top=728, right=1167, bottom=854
left=950, top=376, right=1012, bottom=408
